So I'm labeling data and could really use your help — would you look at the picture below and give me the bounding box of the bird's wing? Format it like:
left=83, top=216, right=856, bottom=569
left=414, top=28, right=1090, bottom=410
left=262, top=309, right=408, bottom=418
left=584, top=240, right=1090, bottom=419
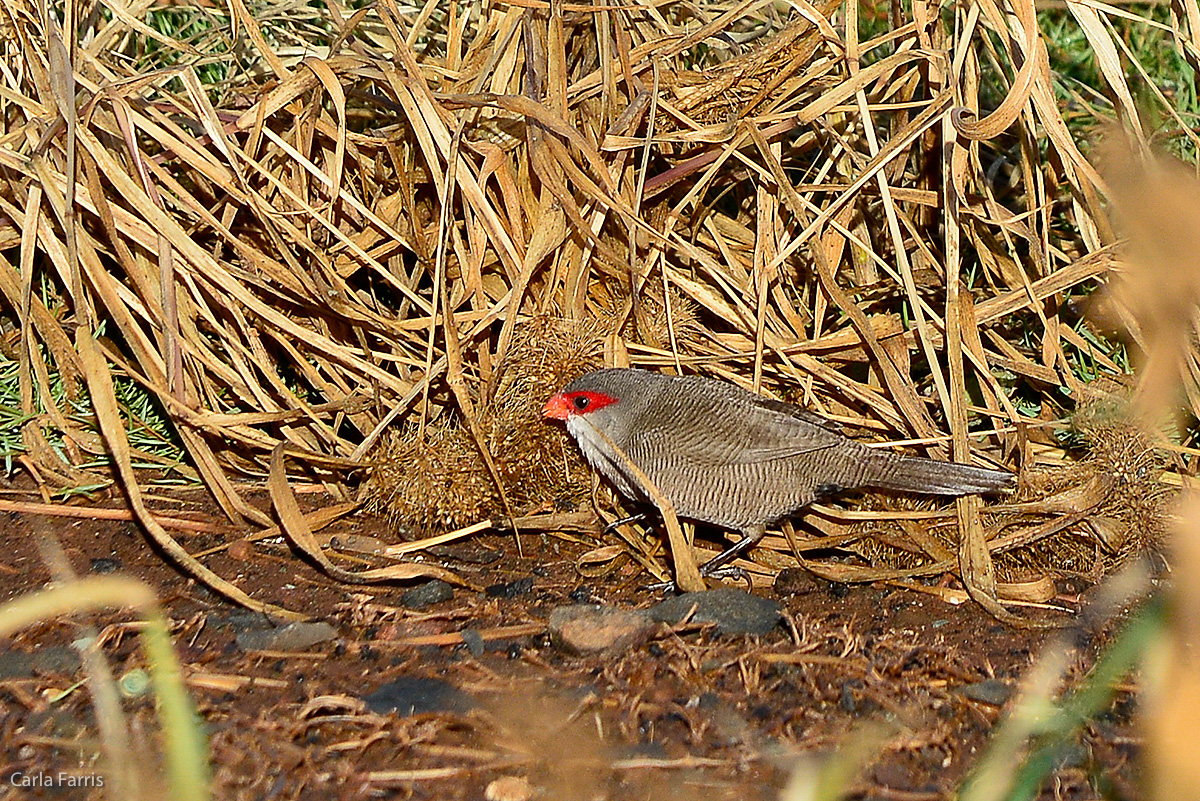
left=751, top=396, right=846, bottom=434
left=630, top=392, right=851, bottom=467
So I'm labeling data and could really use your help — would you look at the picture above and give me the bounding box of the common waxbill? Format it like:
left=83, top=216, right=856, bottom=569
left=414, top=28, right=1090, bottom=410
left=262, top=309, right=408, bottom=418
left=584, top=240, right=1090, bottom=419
left=543, top=368, right=1012, bottom=574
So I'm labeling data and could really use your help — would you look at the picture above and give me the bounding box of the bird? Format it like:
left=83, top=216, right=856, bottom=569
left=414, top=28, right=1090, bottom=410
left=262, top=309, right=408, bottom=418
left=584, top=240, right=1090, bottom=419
left=543, top=368, right=1013, bottom=578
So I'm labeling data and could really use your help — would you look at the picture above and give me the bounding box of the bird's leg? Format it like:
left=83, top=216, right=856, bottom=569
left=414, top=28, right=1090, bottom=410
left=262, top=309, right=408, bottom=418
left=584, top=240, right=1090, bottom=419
left=697, top=526, right=766, bottom=578
left=641, top=526, right=766, bottom=593
left=603, top=511, right=649, bottom=535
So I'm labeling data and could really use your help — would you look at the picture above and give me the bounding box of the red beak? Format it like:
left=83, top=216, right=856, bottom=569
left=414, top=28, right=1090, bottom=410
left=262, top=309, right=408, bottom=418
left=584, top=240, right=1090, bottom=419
left=543, top=392, right=572, bottom=420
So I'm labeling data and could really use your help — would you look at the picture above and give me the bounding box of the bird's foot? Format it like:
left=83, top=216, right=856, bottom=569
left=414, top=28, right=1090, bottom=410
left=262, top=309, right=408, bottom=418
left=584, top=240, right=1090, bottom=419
left=641, top=530, right=766, bottom=594
left=641, top=559, right=753, bottom=594
left=700, top=563, right=752, bottom=585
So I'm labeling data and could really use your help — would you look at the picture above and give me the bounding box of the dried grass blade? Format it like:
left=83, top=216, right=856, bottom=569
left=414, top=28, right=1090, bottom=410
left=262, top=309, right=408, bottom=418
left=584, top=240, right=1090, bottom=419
left=225, top=0, right=289, bottom=80
left=1065, top=2, right=1145, bottom=141
left=77, top=329, right=305, bottom=620
left=268, top=444, right=468, bottom=586
left=295, top=57, right=347, bottom=204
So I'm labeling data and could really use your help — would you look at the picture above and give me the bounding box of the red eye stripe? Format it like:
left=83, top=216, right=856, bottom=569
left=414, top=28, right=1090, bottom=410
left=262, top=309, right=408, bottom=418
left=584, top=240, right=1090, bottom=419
left=567, top=390, right=617, bottom=414
left=542, top=389, right=618, bottom=419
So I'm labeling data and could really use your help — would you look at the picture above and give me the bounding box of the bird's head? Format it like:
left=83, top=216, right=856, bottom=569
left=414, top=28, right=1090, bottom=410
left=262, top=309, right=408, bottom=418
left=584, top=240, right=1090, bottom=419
left=544, top=371, right=661, bottom=501
left=544, top=369, right=661, bottom=447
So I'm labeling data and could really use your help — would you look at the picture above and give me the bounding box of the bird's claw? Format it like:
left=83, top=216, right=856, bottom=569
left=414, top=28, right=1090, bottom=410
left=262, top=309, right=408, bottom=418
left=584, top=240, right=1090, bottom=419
left=641, top=578, right=679, bottom=593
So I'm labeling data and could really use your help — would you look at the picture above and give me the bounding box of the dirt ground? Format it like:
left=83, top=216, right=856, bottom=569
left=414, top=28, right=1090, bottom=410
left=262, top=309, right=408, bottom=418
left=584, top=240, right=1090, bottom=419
left=0, top=482, right=1140, bottom=801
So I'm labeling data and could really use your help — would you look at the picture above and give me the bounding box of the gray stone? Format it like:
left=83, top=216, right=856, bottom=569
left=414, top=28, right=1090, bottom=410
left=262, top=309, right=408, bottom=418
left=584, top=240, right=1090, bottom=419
left=236, top=620, right=337, bottom=652
left=649, top=588, right=782, bottom=636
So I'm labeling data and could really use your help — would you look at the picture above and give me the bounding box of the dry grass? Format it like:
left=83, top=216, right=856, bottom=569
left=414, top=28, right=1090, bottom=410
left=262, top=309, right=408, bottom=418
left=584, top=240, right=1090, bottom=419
left=1, top=0, right=1195, bottom=612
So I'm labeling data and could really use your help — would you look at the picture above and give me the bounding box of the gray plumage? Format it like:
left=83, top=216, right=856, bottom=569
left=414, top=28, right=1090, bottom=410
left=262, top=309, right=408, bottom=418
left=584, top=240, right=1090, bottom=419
left=545, top=368, right=1011, bottom=570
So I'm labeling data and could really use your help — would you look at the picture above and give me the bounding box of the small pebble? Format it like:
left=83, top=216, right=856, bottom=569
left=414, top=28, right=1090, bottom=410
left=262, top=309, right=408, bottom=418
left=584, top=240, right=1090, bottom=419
left=839, top=681, right=859, bottom=713
left=955, top=678, right=1013, bottom=706
left=485, top=775, right=533, bottom=801
left=89, top=557, right=122, bottom=574
left=364, top=676, right=473, bottom=716
left=548, top=604, right=657, bottom=655
left=0, top=646, right=79, bottom=680
left=401, top=579, right=454, bottom=609
left=236, top=621, right=337, bottom=652
left=486, top=577, right=534, bottom=599
left=773, top=567, right=823, bottom=595
left=226, top=539, right=253, bottom=561
left=460, top=628, right=485, bottom=657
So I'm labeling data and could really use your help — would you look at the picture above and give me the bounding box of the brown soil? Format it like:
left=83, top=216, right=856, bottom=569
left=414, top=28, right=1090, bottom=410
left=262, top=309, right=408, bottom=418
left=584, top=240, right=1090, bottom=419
left=0, top=482, right=1140, bottom=801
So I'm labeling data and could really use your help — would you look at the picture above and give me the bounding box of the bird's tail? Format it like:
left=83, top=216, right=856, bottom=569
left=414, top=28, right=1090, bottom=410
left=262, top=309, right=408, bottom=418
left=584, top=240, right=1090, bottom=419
left=867, top=453, right=1013, bottom=496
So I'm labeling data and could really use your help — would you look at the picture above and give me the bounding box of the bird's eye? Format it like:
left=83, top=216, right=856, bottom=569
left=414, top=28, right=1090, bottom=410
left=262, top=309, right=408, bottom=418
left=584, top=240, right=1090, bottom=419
left=572, top=395, right=590, bottom=411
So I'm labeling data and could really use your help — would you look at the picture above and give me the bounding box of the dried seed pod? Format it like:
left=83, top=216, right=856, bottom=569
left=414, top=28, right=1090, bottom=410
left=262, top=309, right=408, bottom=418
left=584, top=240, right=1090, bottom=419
left=363, top=316, right=603, bottom=533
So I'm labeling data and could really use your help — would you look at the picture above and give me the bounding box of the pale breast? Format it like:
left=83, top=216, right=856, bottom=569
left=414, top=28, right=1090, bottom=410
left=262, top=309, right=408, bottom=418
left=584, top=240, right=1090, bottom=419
left=566, top=415, right=645, bottom=501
